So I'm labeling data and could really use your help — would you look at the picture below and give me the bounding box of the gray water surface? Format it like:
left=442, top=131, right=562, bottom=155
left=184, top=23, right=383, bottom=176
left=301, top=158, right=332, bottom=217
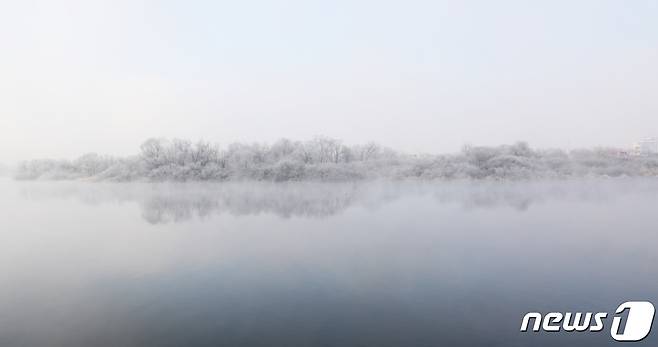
left=1, top=178, right=657, bottom=346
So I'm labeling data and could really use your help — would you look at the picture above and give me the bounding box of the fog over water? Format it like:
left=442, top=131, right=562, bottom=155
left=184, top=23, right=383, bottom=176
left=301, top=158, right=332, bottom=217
left=2, top=178, right=657, bottom=346
left=15, top=178, right=658, bottom=222
left=3, top=1, right=658, bottom=346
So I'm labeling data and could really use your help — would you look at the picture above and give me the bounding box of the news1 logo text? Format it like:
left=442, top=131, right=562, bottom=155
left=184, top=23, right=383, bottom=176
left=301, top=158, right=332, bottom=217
left=521, top=301, right=655, bottom=342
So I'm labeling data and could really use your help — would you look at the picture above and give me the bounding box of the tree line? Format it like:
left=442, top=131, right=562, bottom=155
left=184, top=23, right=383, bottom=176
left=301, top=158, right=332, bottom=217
left=14, top=137, right=658, bottom=181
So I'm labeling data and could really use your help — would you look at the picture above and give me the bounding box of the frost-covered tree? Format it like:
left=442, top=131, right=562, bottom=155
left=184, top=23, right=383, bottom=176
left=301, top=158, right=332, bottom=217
left=14, top=137, right=658, bottom=182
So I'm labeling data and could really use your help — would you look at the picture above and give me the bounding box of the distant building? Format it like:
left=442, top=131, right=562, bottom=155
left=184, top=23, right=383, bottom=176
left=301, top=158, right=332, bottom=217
left=632, top=137, right=658, bottom=156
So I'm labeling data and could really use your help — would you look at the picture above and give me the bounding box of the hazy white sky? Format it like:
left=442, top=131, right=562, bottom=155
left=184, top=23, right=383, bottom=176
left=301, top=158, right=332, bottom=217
left=1, top=0, right=657, bottom=162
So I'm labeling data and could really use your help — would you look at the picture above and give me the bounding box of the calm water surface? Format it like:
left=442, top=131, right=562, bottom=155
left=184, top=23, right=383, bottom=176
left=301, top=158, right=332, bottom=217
left=1, top=178, right=657, bottom=346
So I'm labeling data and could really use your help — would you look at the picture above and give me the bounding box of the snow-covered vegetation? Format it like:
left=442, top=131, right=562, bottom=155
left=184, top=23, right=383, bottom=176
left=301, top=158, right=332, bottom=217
left=14, top=137, right=658, bottom=181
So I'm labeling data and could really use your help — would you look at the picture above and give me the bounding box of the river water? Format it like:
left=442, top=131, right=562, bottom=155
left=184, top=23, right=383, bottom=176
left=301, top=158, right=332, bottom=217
left=1, top=178, right=656, bottom=346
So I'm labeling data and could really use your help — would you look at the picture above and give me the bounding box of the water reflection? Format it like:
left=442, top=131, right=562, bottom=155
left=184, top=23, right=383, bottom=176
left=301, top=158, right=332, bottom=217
left=16, top=178, right=658, bottom=224
left=3, top=178, right=658, bottom=346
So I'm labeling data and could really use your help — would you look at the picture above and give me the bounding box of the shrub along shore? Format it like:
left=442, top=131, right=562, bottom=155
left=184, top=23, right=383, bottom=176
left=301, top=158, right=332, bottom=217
left=14, top=137, right=658, bottom=181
